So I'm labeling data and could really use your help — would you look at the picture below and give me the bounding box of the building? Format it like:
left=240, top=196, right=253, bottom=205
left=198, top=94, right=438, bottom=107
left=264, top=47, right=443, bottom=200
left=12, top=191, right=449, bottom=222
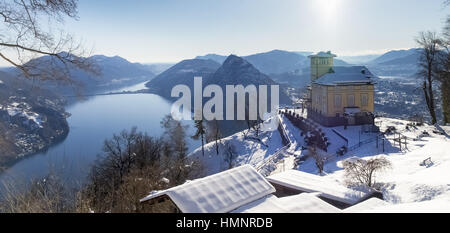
left=140, top=165, right=381, bottom=213
left=307, top=51, right=376, bottom=127
left=140, top=165, right=276, bottom=213
left=266, top=169, right=380, bottom=209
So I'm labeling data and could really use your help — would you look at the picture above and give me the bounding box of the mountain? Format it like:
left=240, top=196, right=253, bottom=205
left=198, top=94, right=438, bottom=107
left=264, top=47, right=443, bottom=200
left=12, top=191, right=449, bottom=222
left=90, top=55, right=155, bottom=81
left=243, top=50, right=308, bottom=75
left=378, top=52, right=420, bottom=66
left=206, top=55, right=291, bottom=96
left=145, top=59, right=222, bottom=99
left=146, top=55, right=291, bottom=103
left=205, top=54, right=291, bottom=104
left=0, top=71, right=68, bottom=169
left=195, top=54, right=228, bottom=64
left=269, top=72, right=310, bottom=89
left=205, top=55, right=292, bottom=136
left=6, top=54, right=156, bottom=95
left=144, top=63, right=175, bottom=75
left=339, top=54, right=382, bottom=64
left=333, top=59, right=351, bottom=66
left=146, top=55, right=292, bottom=136
left=293, top=51, right=314, bottom=57
left=367, top=48, right=422, bottom=76
left=370, top=48, right=421, bottom=64
left=196, top=50, right=351, bottom=78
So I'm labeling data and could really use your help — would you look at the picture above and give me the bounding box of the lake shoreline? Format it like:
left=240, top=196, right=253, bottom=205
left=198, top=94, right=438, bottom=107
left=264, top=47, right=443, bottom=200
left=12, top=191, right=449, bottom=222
left=0, top=114, right=70, bottom=174
left=0, top=87, right=202, bottom=187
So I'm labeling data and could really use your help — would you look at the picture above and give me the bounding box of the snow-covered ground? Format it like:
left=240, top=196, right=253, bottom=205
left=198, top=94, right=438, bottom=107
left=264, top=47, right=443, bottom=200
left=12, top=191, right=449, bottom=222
left=1, top=101, right=44, bottom=128
left=188, top=122, right=285, bottom=176
left=299, top=117, right=450, bottom=212
left=189, top=112, right=450, bottom=212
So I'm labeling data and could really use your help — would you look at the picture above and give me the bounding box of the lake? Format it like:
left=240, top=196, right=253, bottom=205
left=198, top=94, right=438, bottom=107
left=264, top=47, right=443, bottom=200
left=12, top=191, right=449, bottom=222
left=0, top=82, right=201, bottom=189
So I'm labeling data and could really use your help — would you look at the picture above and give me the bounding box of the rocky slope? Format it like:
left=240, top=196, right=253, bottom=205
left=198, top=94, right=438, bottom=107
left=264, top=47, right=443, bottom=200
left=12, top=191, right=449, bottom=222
left=0, top=71, right=69, bottom=171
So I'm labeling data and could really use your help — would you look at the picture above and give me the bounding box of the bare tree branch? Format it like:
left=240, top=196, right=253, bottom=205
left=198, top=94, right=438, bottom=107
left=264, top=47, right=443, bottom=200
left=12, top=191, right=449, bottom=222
left=0, top=0, right=98, bottom=88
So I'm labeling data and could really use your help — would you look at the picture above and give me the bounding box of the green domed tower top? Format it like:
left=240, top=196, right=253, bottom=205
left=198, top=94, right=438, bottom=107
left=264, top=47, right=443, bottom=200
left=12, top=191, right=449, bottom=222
left=308, top=51, right=337, bottom=82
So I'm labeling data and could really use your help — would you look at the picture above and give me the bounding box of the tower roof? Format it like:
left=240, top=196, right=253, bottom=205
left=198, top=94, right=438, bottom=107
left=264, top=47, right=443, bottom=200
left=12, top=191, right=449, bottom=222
left=308, top=51, right=337, bottom=58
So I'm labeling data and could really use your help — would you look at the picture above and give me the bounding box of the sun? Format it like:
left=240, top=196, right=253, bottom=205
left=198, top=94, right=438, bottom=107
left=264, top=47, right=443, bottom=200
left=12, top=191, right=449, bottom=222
left=315, top=0, right=339, bottom=19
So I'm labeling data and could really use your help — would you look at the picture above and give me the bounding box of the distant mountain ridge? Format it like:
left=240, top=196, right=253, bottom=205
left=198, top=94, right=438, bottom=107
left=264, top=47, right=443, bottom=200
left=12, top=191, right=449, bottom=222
left=145, top=59, right=221, bottom=99
left=366, top=48, right=422, bottom=77
left=196, top=50, right=350, bottom=76
left=5, top=54, right=156, bottom=96
left=205, top=55, right=291, bottom=104
left=369, top=48, right=421, bottom=64
left=147, top=55, right=291, bottom=104
left=146, top=55, right=292, bottom=136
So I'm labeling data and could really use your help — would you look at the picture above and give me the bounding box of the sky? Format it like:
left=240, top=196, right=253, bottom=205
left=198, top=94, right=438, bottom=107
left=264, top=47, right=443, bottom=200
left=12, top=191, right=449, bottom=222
left=2, top=0, right=450, bottom=65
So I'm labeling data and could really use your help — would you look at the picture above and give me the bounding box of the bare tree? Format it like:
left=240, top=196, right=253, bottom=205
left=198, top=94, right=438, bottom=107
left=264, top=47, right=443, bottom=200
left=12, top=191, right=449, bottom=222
left=82, top=126, right=204, bottom=213
left=0, top=173, right=75, bottom=213
left=343, top=157, right=392, bottom=188
left=309, top=145, right=324, bottom=174
left=161, top=114, right=189, bottom=160
left=224, top=141, right=237, bottom=169
left=438, top=17, right=450, bottom=124
left=206, top=119, right=222, bottom=155
left=416, top=31, right=442, bottom=124
left=0, top=0, right=98, bottom=85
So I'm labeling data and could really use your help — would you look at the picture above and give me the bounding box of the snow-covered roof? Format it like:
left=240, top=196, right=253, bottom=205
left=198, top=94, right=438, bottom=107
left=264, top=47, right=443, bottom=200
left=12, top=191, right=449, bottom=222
left=140, top=165, right=276, bottom=213
left=267, top=170, right=371, bottom=205
left=308, top=51, right=337, bottom=58
left=314, top=66, right=375, bottom=86
left=232, top=193, right=341, bottom=213
left=343, top=198, right=388, bottom=213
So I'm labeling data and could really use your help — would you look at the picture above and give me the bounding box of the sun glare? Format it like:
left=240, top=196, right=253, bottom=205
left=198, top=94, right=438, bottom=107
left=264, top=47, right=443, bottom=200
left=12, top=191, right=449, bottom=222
left=315, top=0, right=339, bottom=20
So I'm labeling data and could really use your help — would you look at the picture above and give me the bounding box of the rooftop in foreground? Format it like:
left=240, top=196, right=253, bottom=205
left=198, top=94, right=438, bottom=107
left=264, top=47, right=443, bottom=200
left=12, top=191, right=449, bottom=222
left=140, top=165, right=275, bottom=213
left=267, top=169, right=372, bottom=205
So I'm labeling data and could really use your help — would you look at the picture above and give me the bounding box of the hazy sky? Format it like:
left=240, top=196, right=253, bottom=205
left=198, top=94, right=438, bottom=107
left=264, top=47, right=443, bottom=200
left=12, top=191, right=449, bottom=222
left=4, top=0, right=450, bottom=65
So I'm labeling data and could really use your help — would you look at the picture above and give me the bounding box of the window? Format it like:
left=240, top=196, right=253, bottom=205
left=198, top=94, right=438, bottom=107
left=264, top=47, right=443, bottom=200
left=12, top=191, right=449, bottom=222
left=347, top=95, right=355, bottom=107
left=334, top=95, right=342, bottom=108
left=361, top=94, right=369, bottom=107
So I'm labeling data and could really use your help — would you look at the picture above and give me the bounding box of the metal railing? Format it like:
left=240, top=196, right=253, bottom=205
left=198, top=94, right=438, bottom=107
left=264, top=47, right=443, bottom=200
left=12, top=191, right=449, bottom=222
left=255, top=115, right=292, bottom=176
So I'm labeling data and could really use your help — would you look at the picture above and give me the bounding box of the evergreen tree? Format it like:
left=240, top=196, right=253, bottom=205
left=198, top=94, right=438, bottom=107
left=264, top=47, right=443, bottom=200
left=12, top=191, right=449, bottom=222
left=192, top=119, right=206, bottom=157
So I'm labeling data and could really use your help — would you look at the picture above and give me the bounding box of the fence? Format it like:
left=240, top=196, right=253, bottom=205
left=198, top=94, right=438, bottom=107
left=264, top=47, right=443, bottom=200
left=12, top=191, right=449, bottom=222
left=255, top=115, right=292, bottom=176
left=331, top=129, right=349, bottom=147
left=348, top=134, right=382, bottom=152
left=279, top=109, right=329, bottom=151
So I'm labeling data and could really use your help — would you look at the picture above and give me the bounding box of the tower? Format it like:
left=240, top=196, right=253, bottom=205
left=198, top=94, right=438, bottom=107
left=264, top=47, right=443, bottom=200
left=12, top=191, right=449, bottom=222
left=308, top=51, right=336, bottom=82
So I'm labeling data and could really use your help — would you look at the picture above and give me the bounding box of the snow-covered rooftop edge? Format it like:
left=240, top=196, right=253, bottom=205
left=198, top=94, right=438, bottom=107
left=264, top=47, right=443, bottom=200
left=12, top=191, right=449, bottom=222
left=267, top=169, right=372, bottom=205
left=140, top=165, right=276, bottom=213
